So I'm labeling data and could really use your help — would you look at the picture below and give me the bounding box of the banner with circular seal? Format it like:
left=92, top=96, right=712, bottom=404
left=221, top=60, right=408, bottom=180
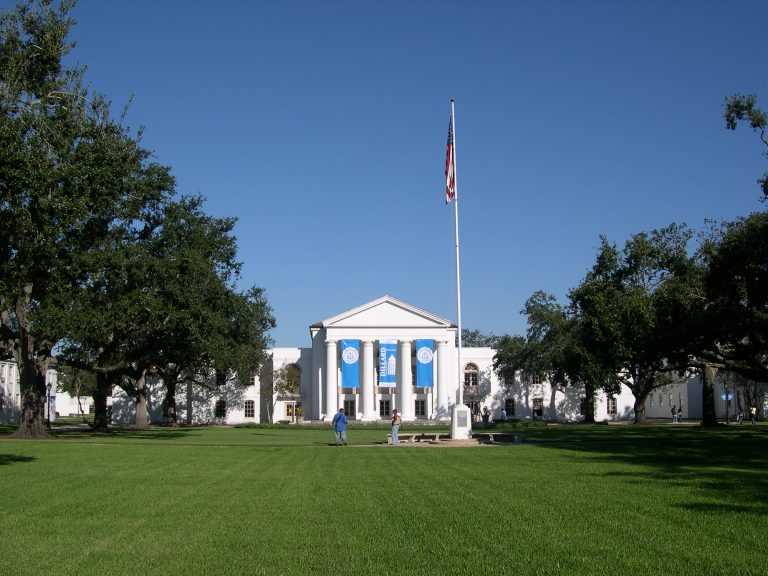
left=341, top=340, right=360, bottom=388
left=415, top=339, right=434, bottom=387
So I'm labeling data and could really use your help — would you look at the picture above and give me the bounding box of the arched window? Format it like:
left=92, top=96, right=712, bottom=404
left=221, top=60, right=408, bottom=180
left=464, top=363, right=479, bottom=387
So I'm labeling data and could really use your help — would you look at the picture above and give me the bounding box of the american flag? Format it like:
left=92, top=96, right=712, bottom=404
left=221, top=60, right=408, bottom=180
left=445, top=111, right=456, bottom=203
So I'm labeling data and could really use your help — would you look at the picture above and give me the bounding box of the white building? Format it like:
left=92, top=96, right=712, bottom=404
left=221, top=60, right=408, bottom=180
left=7, top=296, right=764, bottom=427
left=114, top=296, right=639, bottom=425
left=0, top=360, right=73, bottom=423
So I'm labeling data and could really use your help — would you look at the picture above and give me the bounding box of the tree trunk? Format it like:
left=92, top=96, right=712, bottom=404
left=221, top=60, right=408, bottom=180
left=583, top=383, right=596, bottom=424
left=633, top=393, right=648, bottom=425
left=701, top=363, right=718, bottom=427
left=548, top=386, right=558, bottom=422
left=135, top=370, right=149, bottom=428
left=11, top=352, right=50, bottom=439
left=92, top=372, right=111, bottom=433
left=162, top=379, right=177, bottom=425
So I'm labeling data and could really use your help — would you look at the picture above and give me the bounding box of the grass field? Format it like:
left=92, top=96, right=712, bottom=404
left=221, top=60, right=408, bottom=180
left=1, top=424, right=766, bottom=576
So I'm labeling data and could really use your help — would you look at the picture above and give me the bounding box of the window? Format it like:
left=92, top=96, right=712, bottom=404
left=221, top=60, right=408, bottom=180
left=464, top=363, right=479, bottom=387
left=216, top=371, right=226, bottom=386
left=379, top=399, right=390, bottom=417
left=579, top=397, right=587, bottom=416
left=415, top=399, right=426, bottom=418
left=215, top=399, right=226, bottom=418
left=532, top=397, right=543, bottom=419
left=343, top=399, right=356, bottom=418
left=532, top=375, right=541, bottom=385
left=504, top=398, right=515, bottom=417
left=607, top=396, right=617, bottom=415
left=244, top=400, right=255, bottom=418
left=658, top=393, right=663, bottom=407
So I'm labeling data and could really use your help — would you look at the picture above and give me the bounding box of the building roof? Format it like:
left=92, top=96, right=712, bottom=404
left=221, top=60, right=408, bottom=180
left=310, top=295, right=455, bottom=332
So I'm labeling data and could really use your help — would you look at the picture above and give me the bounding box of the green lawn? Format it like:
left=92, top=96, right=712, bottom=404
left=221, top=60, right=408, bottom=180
left=1, top=424, right=766, bottom=576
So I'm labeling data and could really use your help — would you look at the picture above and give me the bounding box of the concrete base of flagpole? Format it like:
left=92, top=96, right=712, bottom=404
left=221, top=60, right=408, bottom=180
left=450, top=404, right=472, bottom=440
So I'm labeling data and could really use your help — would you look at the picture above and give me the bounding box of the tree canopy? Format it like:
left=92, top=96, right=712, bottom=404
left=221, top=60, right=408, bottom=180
left=724, top=93, right=768, bottom=200
left=561, top=226, right=696, bottom=424
left=1, top=1, right=274, bottom=436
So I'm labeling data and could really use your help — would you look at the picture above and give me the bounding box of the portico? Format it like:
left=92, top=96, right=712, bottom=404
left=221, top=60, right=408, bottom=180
left=309, top=296, right=459, bottom=422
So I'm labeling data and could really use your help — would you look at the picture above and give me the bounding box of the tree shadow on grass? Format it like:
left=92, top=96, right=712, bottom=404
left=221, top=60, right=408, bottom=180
left=522, top=426, right=768, bottom=515
left=51, top=427, right=195, bottom=442
left=0, top=453, right=36, bottom=465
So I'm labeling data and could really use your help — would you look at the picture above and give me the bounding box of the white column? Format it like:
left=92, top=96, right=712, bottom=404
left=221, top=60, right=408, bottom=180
left=436, top=339, right=449, bottom=421
left=398, top=340, right=414, bottom=420
left=361, top=340, right=377, bottom=421
left=324, top=339, right=338, bottom=418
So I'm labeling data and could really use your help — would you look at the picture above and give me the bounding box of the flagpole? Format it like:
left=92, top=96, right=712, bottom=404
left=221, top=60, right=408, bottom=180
left=450, top=99, right=464, bottom=407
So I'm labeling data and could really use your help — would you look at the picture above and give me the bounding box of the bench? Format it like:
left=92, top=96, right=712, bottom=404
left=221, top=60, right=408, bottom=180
left=474, top=432, right=521, bottom=444
left=386, top=432, right=450, bottom=444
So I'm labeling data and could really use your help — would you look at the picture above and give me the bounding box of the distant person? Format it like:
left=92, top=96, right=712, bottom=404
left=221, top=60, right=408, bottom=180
left=391, top=409, right=401, bottom=445
left=332, top=408, right=347, bottom=446
left=500, top=409, right=507, bottom=421
left=737, top=409, right=744, bottom=425
left=677, top=406, right=682, bottom=423
left=671, top=405, right=677, bottom=423
left=750, top=406, right=757, bottom=425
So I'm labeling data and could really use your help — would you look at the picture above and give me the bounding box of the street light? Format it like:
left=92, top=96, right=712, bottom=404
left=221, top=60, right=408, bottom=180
left=46, top=382, right=52, bottom=430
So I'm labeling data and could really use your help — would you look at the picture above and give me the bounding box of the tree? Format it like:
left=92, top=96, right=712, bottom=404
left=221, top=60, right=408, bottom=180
left=493, top=334, right=528, bottom=388
left=56, top=364, right=96, bottom=419
left=461, top=329, right=502, bottom=348
left=493, top=292, right=614, bottom=423
left=0, top=1, right=172, bottom=437
left=58, top=195, right=275, bottom=429
left=724, top=93, right=768, bottom=200
left=130, top=196, right=274, bottom=426
left=700, top=212, right=768, bottom=383
left=262, top=362, right=300, bottom=423
left=569, top=225, right=693, bottom=424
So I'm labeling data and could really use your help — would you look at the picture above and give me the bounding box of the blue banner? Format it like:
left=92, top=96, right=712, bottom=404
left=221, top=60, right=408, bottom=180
left=378, top=340, right=397, bottom=387
left=341, top=340, right=360, bottom=388
left=415, top=339, right=434, bottom=387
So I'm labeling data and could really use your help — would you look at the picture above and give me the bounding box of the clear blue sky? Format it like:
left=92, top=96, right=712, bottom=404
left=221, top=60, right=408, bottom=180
left=28, top=0, right=768, bottom=345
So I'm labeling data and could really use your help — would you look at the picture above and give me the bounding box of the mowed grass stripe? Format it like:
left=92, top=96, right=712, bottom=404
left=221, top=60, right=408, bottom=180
left=1, top=426, right=766, bottom=575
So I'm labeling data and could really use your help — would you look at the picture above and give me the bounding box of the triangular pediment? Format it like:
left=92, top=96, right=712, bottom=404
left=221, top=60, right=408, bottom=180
left=313, top=295, right=454, bottom=330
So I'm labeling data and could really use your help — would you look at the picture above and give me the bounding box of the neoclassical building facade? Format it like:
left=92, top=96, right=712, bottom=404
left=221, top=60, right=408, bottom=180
left=87, top=295, right=765, bottom=427
left=259, top=296, right=637, bottom=425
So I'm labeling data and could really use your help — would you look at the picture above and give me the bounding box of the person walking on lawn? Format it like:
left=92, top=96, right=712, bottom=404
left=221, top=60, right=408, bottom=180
left=332, top=408, right=348, bottom=446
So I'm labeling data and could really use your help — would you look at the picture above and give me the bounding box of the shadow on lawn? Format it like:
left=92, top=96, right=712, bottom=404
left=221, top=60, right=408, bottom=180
left=522, top=425, right=768, bottom=515
left=51, top=427, right=195, bottom=441
left=0, top=453, right=36, bottom=465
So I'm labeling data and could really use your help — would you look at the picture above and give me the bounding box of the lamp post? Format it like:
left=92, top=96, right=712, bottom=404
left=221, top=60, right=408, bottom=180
left=46, top=382, right=52, bottom=430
